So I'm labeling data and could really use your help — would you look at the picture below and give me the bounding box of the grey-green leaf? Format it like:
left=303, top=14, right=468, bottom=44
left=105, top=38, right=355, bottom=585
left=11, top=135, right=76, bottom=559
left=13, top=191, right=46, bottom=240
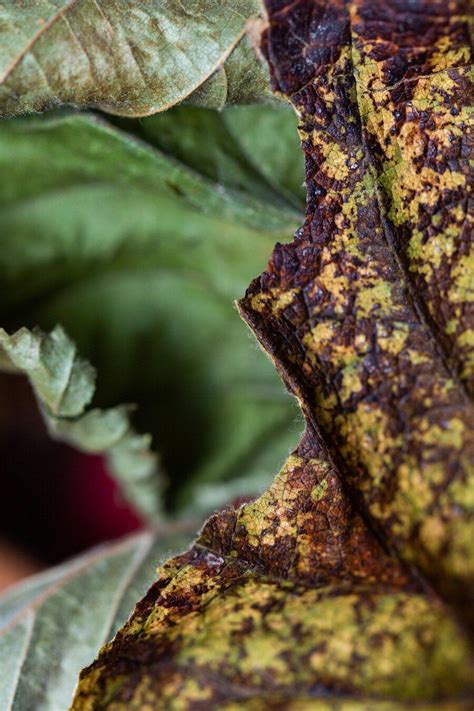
left=0, top=325, right=162, bottom=520
left=186, top=30, right=275, bottom=109
left=0, top=530, right=192, bottom=711
left=0, top=0, right=268, bottom=118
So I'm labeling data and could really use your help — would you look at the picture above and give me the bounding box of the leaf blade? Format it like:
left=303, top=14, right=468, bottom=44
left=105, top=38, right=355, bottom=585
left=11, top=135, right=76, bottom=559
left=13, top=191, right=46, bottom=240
left=71, top=440, right=473, bottom=706
left=0, top=0, right=269, bottom=117
left=0, top=324, right=162, bottom=520
left=0, top=530, right=192, bottom=711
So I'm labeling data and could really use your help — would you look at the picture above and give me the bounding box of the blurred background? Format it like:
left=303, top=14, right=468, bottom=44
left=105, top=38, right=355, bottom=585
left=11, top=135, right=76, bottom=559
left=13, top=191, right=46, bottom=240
left=0, top=103, right=305, bottom=591
left=0, top=372, right=142, bottom=590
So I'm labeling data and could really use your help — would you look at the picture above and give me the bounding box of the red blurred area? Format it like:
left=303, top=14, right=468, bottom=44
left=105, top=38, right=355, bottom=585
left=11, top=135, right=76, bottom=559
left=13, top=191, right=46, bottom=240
left=0, top=373, right=143, bottom=586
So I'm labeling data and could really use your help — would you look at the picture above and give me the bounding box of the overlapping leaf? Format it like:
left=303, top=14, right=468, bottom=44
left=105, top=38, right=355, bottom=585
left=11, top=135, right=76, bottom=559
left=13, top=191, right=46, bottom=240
left=138, top=104, right=306, bottom=206
left=0, top=0, right=271, bottom=117
left=0, top=529, right=193, bottom=710
left=0, top=105, right=303, bottom=516
left=71, top=0, right=474, bottom=707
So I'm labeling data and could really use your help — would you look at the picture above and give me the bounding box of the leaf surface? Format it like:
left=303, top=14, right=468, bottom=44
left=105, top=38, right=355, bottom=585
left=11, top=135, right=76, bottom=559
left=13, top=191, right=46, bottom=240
left=0, top=529, right=193, bottom=711
left=138, top=103, right=305, bottom=207
left=0, top=107, right=303, bottom=516
left=0, top=324, right=162, bottom=520
left=71, top=0, right=474, bottom=707
left=0, top=0, right=270, bottom=117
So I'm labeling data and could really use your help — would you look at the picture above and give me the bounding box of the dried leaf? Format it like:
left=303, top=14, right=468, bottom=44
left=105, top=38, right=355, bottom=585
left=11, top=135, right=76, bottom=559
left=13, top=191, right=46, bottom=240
left=71, top=0, right=474, bottom=707
left=72, top=440, right=473, bottom=707
left=0, top=0, right=270, bottom=118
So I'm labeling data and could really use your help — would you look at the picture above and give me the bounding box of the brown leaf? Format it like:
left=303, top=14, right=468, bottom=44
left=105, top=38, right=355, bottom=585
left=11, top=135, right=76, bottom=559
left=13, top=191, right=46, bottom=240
left=71, top=0, right=474, bottom=707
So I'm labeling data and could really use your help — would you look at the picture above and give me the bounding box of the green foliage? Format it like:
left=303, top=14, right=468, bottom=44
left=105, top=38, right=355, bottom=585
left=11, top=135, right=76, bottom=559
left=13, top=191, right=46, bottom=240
left=0, top=106, right=303, bottom=516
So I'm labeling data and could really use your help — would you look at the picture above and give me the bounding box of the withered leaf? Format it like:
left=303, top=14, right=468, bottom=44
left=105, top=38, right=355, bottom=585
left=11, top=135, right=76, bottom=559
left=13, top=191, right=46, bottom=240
left=72, top=0, right=474, bottom=707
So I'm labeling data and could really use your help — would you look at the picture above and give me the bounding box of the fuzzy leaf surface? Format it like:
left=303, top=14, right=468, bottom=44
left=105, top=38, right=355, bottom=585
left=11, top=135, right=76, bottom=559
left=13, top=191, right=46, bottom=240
left=0, top=324, right=162, bottom=519
left=0, top=0, right=272, bottom=117
left=0, top=529, right=193, bottom=711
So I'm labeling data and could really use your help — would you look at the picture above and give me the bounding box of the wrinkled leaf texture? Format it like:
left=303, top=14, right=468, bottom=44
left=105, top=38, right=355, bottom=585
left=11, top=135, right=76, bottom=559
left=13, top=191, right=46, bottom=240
left=71, top=0, right=474, bottom=708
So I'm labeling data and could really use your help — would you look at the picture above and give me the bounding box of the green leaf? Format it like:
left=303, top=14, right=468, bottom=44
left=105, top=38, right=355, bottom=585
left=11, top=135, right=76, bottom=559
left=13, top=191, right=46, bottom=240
left=225, top=105, right=306, bottom=204
left=0, top=529, right=193, bottom=710
left=0, top=325, right=161, bottom=520
left=0, top=0, right=270, bottom=118
left=136, top=103, right=305, bottom=207
left=0, top=108, right=303, bottom=516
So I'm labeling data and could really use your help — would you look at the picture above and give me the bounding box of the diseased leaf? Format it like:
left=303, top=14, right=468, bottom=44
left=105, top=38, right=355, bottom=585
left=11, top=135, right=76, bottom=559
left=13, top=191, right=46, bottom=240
left=0, top=325, right=161, bottom=520
left=0, top=529, right=193, bottom=710
left=0, top=109, right=303, bottom=515
left=240, top=0, right=474, bottom=611
left=71, top=0, right=474, bottom=707
left=0, top=0, right=271, bottom=118
left=71, top=440, right=473, bottom=707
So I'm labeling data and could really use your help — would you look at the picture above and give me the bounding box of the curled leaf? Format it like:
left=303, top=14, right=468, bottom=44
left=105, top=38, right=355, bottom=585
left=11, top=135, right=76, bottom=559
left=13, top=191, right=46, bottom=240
left=187, top=29, right=276, bottom=109
left=71, top=439, right=473, bottom=707
left=0, top=325, right=162, bottom=520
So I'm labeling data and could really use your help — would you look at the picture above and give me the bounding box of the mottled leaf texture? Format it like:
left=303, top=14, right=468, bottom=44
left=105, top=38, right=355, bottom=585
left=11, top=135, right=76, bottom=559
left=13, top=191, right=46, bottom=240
left=0, top=0, right=271, bottom=117
left=0, top=530, right=193, bottom=711
left=0, top=325, right=162, bottom=520
left=71, top=0, right=473, bottom=708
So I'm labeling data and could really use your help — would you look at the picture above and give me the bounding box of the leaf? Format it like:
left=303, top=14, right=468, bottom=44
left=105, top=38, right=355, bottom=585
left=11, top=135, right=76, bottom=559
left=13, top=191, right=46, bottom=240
left=137, top=103, right=305, bottom=207
left=71, top=0, right=474, bottom=706
left=240, top=0, right=474, bottom=609
left=71, top=443, right=473, bottom=708
left=0, top=0, right=271, bottom=118
left=186, top=27, right=276, bottom=109
left=0, top=324, right=162, bottom=520
left=0, top=528, right=193, bottom=710
left=0, top=108, right=303, bottom=515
